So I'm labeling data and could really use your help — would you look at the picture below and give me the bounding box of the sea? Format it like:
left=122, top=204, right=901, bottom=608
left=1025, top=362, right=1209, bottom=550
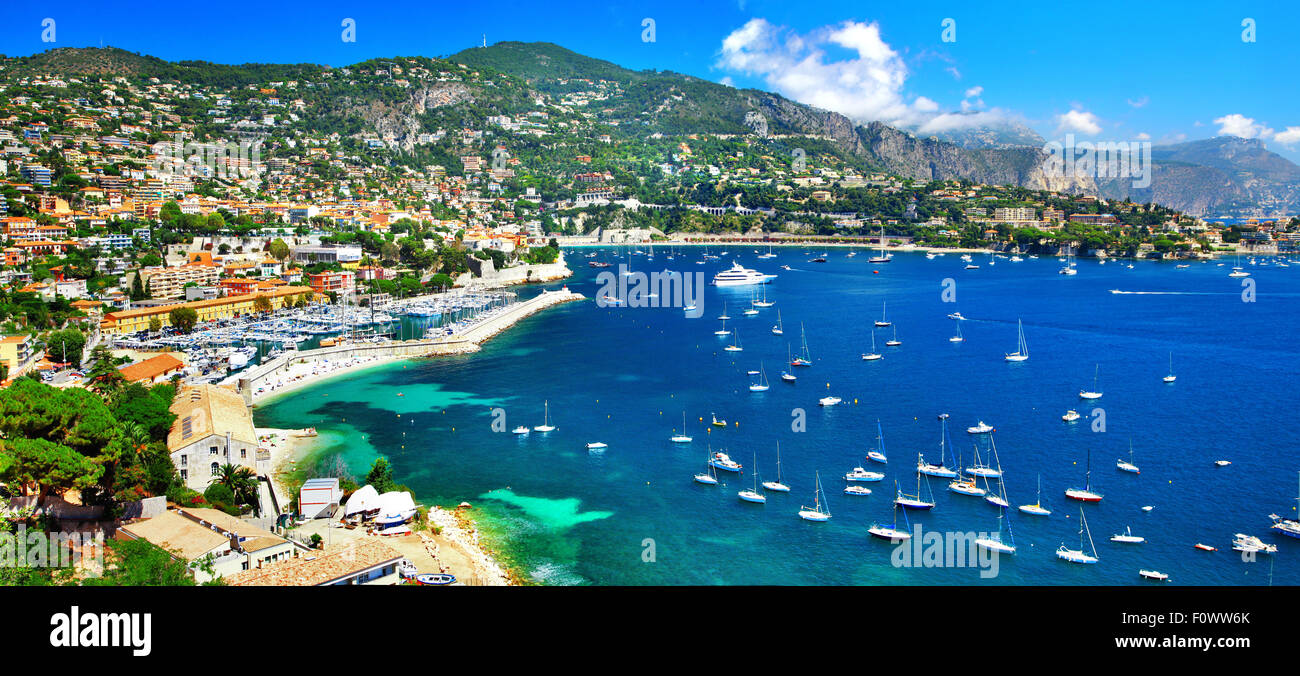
left=254, top=246, right=1300, bottom=585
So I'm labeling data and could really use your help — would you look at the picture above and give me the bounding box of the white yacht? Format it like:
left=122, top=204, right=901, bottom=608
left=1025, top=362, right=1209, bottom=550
left=712, top=261, right=775, bottom=287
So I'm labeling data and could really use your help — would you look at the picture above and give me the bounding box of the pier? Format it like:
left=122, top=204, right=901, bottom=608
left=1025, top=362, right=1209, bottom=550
left=234, top=288, right=584, bottom=404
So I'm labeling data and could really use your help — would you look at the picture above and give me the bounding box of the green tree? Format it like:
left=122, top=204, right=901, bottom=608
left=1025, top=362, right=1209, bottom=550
left=0, top=438, right=101, bottom=500
left=83, top=538, right=197, bottom=586
left=84, top=345, right=125, bottom=395
left=169, top=307, right=199, bottom=333
left=253, top=295, right=272, bottom=313
left=45, top=328, right=86, bottom=368
left=365, top=457, right=396, bottom=493
left=268, top=238, right=290, bottom=262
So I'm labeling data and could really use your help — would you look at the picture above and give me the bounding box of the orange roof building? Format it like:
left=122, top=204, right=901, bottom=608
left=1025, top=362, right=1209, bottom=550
left=118, top=353, right=185, bottom=384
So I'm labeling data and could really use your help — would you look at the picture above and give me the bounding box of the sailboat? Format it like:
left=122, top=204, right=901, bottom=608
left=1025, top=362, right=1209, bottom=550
left=717, top=302, right=730, bottom=321
left=738, top=452, right=767, bottom=503
left=896, top=456, right=937, bottom=510
left=1116, top=440, right=1139, bottom=474
left=1003, top=319, right=1028, bottom=362
left=670, top=411, right=692, bottom=444
left=974, top=504, right=1016, bottom=555
left=917, top=416, right=959, bottom=478
left=1269, top=471, right=1300, bottom=539
left=748, top=362, right=770, bottom=392
left=870, top=485, right=913, bottom=541
left=948, top=453, right=988, bottom=496
left=861, top=330, right=882, bottom=361
left=714, top=314, right=731, bottom=336
left=798, top=472, right=831, bottom=521
left=791, top=323, right=813, bottom=366
left=743, top=288, right=759, bottom=316
left=533, top=400, right=557, bottom=432
left=771, top=309, right=784, bottom=335
left=868, top=225, right=892, bottom=263
left=781, top=345, right=797, bottom=382
left=762, top=442, right=791, bottom=492
left=1162, top=353, right=1177, bottom=383
left=982, top=435, right=1010, bottom=508
left=1079, top=364, right=1103, bottom=399
left=885, top=325, right=901, bottom=347
left=1056, top=507, right=1099, bottom=563
left=1018, top=473, right=1052, bottom=516
left=964, top=438, right=1002, bottom=478
left=1228, top=251, right=1250, bottom=277
left=758, top=244, right=777, bottom=259
left=724, top=330, right=743, bottom=352
left=1065, top=449, right=1103, bottom=502
left=1058, top=250, right=1078, bottom=275
left=949, top=320, right=964, bottom=343
left=866, top=420, right=888, bottom=463
left=1109, top=525, right=1145, bottom=544
left=874, top=301, right=891, bottom=327
left=754, top=284, right=774, bottom=308
left=694, top=446, right=719, bottom=485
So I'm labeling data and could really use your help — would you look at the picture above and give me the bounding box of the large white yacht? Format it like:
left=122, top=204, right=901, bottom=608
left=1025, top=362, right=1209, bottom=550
left=712, top=261, right=776, bottom=287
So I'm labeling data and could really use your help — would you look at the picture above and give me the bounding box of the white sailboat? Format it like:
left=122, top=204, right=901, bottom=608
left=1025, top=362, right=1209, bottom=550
left=965, top=438, right=1002, bottom=479
left=868, top=225, right=892, bottom=263
left=781, top=345, right=797, bottom=382
left=950, top=320, right=964, bottom=343
left=771, top=309, right=784, bottom=335
left=724, top=330, right=743, bottom=352
left=1079, top=364, right=1103, bottom=399
left=885, top=325, right=901, bottom=347
left=1117, top=440, right=1139, bottom=474
left=533, top=400, right=557, bottom=432
left=1228, top=251, right=1250, bottom=277
left=917, top=416, right=959, bottom=478
left=1018, top=474, right=1052, bottom=516
left=866, top=420, right=888, bottom=464
left=717, top=302, right=730, bottom=321
left=798, top=472, right=831, bottom=522
left=738, top=452, right=767, bottom=503
left=762, top=442, right=791, bottom=492
left=870, top=485, right=914, bottom=541
left=670, top=411, right=692, bottom=444
left=861, top=330, right=882, bottom=361
left=1269, top=471, right=1300, bottom=539
left=743, top=288, right=759, bottom=316
left=1065, top=449, right=1103, bottom=502
left=975, top=504, right=1016, bottom=555
left=1059, top=250, right=1078, bottom=275
left=1056, top=507, right=1099, bottom=563
left=897, top=456, right=937, bottom=510
left=1109, top=526, right=1145, bottom=544
left=754, top=284, right=774, bottom=308
left=1162, top=352, right=1177, bottom=383
left=748, top=362, right=770, bottom=392
left=714, top=315, right=731, bottom=336
left=874, top=301, right=891, bottom=327
left=791, top=323, right=813, bottom=367
left=694, top=447, right=718, bottom=485
left=1004, top=318, right=1028, bottom=362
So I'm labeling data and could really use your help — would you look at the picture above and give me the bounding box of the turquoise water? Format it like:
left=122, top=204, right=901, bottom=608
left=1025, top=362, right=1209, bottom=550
left=255, top=247, right=1300, bottom=585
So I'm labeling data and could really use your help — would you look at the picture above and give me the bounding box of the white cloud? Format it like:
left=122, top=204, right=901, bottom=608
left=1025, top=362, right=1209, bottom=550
left=1274, top=127, right=1300, bottom=146
left=1056, top=109, right=1102, bottom=135
left=1213, top=113, right=1273, bottom=139
left=917, top=109, right=1014, bottom=135
left=716, top=18, right=931, bottom=126
left=1127, top=96, right=1149, bottom=108
left=718, top=76, right=735, bottom=88
left=1135, top=132, right=1151, bottom=140
left=964, top=86, right=983, bottom=98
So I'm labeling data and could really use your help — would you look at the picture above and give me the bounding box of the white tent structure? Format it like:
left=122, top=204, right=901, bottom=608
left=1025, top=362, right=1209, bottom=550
left=374, top=491, right=417, bottom=526
left=344, top=485, right=380, bottom=518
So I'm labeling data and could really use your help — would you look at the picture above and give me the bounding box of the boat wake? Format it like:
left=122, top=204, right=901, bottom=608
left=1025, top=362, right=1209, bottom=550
left=1108, top=289, right=1239, bottom=295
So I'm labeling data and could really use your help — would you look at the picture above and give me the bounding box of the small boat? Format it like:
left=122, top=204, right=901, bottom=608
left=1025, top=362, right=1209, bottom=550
left=1142, top=505, right=1154, bottom=512
left=867, top=226, right=893, bottom=263
left=844, top=485, right=873, bottom=496
left=771, top=309, right=784, bottom=335
left=753, top=285, right=774, bottom=308
left=724, top=330, right=743, bottom=352
left=1117, top=440, right=1140, bottom=474
left=709, top=451, right=743, bottom=473
left=896, top=458, right=937, bottom=510
left=885, top=325, right=901, bottom=347
left=1062, top=410, right=1081, bottom=423
left=866, top=420, right=888, bottom=464
left=1139, top=570, right=1169, bottom=581
left=738, top=452, right=767, bottom=504
left=762, top=442, right=792, bottom=492
left=512, top=425, right=530, bottom=435
left=1232, top=533, right=1276, bottom=554
left=861, top=330, right=882, bottom=361
left=818, top=396, right=842, bottom=407
left=870, top=490, right=914, bottom=542
left=586, top=442, right=608, bottom=450
left=1078, top=364, right=1103, bottom=399
left=714, top=315, right=730, bottom=336
left=917, top=417, right=959, bottom=478
left=670, top=411, right=693, bottom=443
left=1065, top=449, right=1103, bottom=502
left=791, top=323, right=813, bottom=367
left=975, top=504, right=1017, bottom=555
left=947, top=312, right=966, bottom=320
left=874, top=301, right=891, bottom=327
left=845, top=466, right=885, bottom=482
left=949, top=321, right=964, bottom=343
left=1004, top=318, right=1028, bottom=362
left=965, top=264, right=979, bottom=270
left=415, top=573, right=457, bottom=586
left=711, top=413, right=727, bottom=427
left=967, top=421, right=994, bottom=435
left=1163, top=352, right=1177, bottom=383
left=779, top=264, right=792, bottom=271
left=798, top=472, right=831, bottom=521
left=1269, top=472, right=1300, bottom=539
left=533, top=400, right=557, bottom=432
left=748, top=362, right=771, bottom=392
left=1110, top=526, right=1145, bottom=543
left=717, top=302, right=731, bottom=321
left=1056, top=507, right=1100, bottom=563
left=1215, top=460, right=1231, bottom=467
left=948, top=475, right=987, bottom=497
left=964, top=438, right=1002, bottom=478
left=1194, top=543, right=1217, bottom=552
left=1019, top=474, right=1052, bottom=516
left=694, top=448, right=719, bottom=485
left=781, top=371, right=796, bottom=383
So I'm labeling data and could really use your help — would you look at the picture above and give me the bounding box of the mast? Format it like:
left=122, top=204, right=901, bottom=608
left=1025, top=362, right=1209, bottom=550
left=775, top=442, right=782, bottom=483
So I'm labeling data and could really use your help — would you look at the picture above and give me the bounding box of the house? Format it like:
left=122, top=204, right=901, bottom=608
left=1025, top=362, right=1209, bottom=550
left=225, top=537, right=407, bottom=586
left=166, top=385, right=265, bottom=490
left=118, top=353, right=185, bottom=384
left=117, top=507, right=300, bottom=583
left=0, top=334, right=33, bottom=378
left=299, top=478, right=343, bottom=519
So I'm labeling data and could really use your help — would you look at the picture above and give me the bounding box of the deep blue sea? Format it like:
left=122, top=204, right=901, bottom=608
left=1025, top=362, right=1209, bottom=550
left=255, top=247, right=1300, bottom=585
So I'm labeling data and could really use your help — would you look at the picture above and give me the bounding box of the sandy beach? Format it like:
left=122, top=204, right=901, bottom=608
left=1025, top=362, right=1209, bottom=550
left=249, top=353, right=405, bottom=404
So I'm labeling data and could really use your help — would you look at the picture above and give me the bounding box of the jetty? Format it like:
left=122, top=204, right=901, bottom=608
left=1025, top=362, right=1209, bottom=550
left=235, top=288, right=584, bottom=404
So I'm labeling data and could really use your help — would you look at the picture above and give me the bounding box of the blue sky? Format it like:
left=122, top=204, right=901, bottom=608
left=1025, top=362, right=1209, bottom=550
left=5, top=1, right=1299, bottom=159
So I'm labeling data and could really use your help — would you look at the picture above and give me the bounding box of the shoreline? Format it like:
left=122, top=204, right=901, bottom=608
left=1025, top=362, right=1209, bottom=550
left=563, top=240, right=1250, bottom=260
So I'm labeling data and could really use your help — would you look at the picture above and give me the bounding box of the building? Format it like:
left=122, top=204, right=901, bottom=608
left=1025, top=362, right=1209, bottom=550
left=100, top=285, right=314, bottom=335
left=118, top=353, right=185, bottom=384
left=299, top=478, right=343, bottom=519
left=994, top=207, right=1038, bottom=222
left=1069, top=213, right=1119, bottom=225
left=291, top=245, right=362, bottom=264
left=225, top=538, right=406, bottom=586
left=0, top=334, right=33, bottom=378
left=20, top=164, right=51, bottom=186
left=139, top=263, right=222, bottom=299
left=117, top=508, right=299, bottom=583
left=307, top=270, right=355, bottom=294
left=166, top=384, right=265, bottom=490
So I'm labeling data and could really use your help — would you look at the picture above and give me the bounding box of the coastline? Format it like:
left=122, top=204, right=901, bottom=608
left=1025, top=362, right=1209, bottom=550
left=564, top=240, right=1243, bottom=259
